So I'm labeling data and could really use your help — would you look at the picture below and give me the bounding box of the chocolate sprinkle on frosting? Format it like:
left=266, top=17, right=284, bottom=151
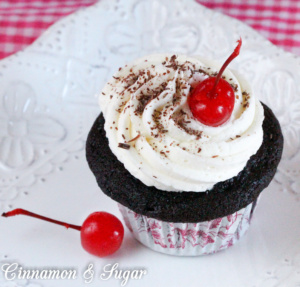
left=127, top=134, right=141, bottom=143
left=118, top=143, right=130, bottom=150
left=173, top=110, right=203, bottom=139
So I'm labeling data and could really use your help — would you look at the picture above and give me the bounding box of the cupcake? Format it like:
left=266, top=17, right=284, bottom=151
left=86, top=45, right=283, bottom=256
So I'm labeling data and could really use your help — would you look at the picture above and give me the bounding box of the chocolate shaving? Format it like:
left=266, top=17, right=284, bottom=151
left=165, top=54, right=178, bottom=70
left=230, top=83, right=238, bottom=92
left=127, top=134, right=141, bottom=143
left=170, top=55, right=177, bottom=61
left=135, top=82, right=168, bottom=115
left=242, top=91, right=250, bottom=109
left=118, top=143, right=130, bottom=150
left=160, top=150, right=167, bottom=158
left=173, top=110, right=202, bottom=139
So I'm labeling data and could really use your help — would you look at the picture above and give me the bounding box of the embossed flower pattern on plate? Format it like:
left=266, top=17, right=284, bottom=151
left=0, top=82, right=66, bottom=170
left=262, top=70, right=300, bottom=159
left=106, top=0, right=199, bottom=55
left=262, top=70, right=300, bottom=195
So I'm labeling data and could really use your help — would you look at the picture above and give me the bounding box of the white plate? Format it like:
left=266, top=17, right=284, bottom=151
left=0, top=0, right=300, bottom=286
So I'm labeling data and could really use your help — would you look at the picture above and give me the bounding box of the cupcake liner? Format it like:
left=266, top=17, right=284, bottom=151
left=118, top=201, right=256, bottom=256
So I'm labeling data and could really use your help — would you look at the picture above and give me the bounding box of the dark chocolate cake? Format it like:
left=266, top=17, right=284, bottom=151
left=86, top=103, right=283, bottom=223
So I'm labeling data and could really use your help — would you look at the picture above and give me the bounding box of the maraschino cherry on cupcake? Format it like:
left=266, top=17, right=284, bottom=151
left=188, top=38, right=241, bottom=127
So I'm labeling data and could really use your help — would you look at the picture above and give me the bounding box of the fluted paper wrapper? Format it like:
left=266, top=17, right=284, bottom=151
left=118, top=202, right=256, bottom=256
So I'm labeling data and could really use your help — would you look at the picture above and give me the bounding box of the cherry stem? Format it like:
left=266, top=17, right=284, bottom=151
left=1, top=208, right=82, bottom=231
left=210, top=37, right=242, bottom=97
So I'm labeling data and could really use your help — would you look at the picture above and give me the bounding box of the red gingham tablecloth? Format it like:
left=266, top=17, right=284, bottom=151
left=0, top=0, right=299, bottom=60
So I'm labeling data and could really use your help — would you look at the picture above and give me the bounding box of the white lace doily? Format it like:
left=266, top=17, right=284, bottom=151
left=0, top=0, right=299, bottom=286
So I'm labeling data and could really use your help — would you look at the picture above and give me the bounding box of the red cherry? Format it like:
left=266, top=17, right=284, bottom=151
left=188, top=38, right=242, bottom=127
left=2, top=208, right=124, bottom=257
left=81, top=212, right=124, bottom=257
left=188, top=77, right=235, bottom=127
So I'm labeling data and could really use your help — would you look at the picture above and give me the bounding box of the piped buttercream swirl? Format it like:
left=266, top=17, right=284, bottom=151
left=99, top=54, right=264, bottom=192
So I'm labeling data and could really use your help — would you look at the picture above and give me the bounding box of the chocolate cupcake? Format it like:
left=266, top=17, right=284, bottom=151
left=86, top=53, right=283, bottom=256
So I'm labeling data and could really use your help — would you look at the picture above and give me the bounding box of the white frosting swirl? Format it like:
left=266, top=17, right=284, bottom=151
left=99, top=54, right=264, bottom=192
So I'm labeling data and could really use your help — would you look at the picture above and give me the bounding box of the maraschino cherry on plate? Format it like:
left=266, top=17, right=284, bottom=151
left=2, top=208, right=124, bottom=257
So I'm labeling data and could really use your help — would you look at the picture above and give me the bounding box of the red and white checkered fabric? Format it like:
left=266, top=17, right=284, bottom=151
left=198, top=0, right=300, bottom=55
left=0, top=0, right=299, bottom=60
left=0, top=0, right=97, bottom=59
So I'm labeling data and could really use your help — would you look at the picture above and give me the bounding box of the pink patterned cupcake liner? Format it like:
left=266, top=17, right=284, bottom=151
left=118, top=201, right=256, bottom=256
